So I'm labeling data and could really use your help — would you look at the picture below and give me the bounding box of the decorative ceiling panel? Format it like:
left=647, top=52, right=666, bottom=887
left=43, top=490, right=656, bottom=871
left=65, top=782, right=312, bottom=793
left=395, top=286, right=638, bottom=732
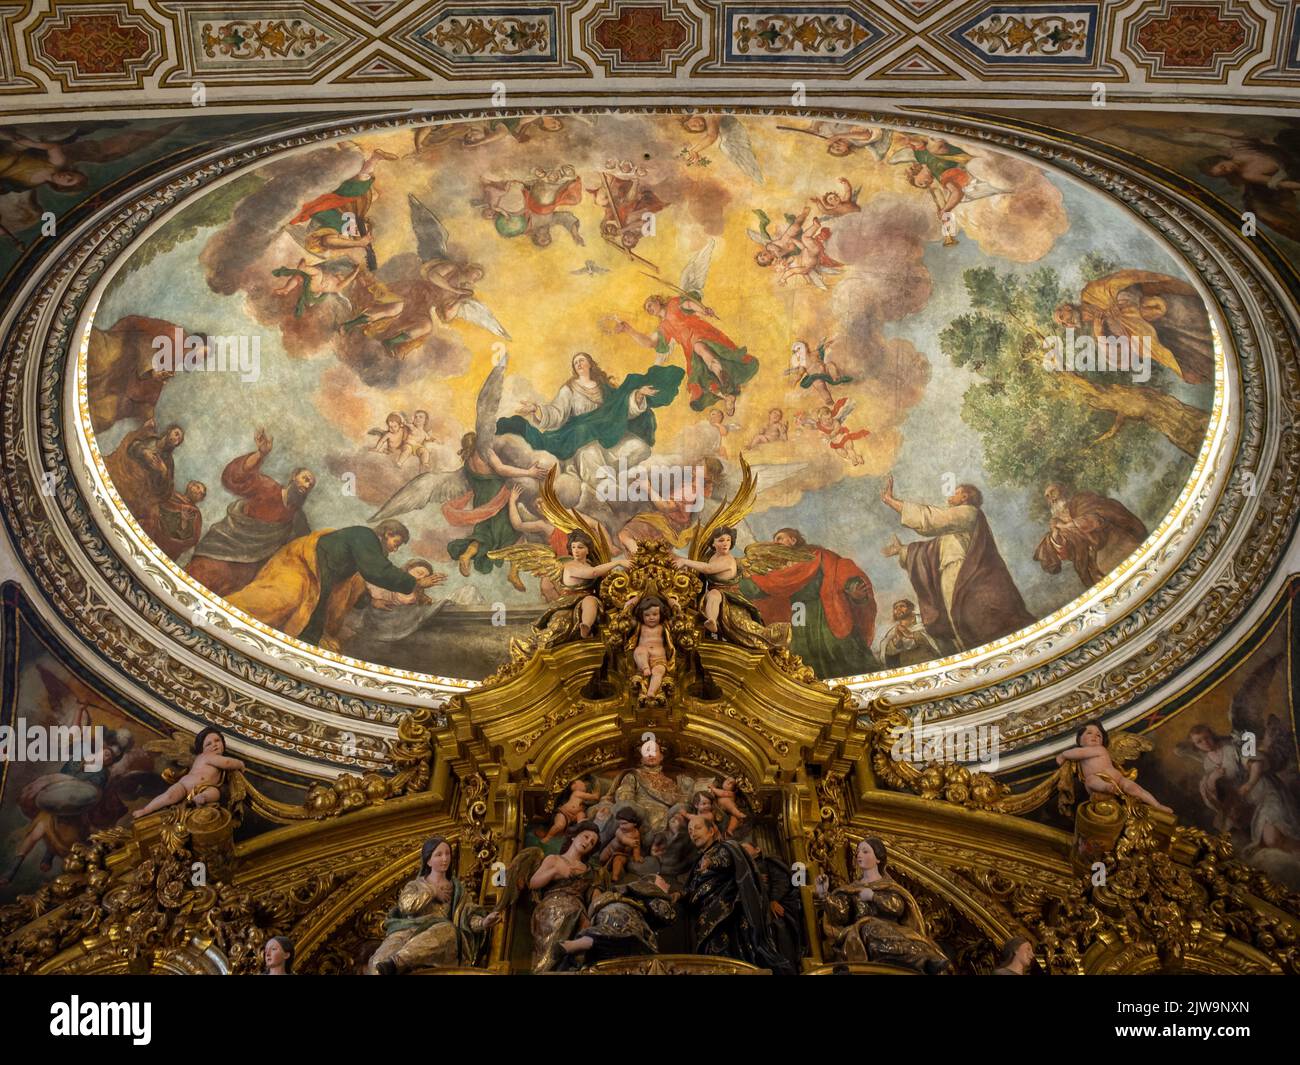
left=154, top=1, right=367, bottom=85
left=0, top=0, right=1297, bottom=118
left=28, top=1, right=166, bottom=92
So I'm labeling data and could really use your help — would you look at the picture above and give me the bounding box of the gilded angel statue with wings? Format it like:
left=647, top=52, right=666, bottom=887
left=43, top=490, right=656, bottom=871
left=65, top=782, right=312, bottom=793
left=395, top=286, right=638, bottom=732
left=671, top=456, right=808, bottom=650
left=488, top=468, right=623, bottom=645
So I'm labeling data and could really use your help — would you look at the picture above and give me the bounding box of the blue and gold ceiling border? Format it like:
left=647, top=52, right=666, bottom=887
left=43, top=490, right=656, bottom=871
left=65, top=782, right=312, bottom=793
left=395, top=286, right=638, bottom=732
left=1, top=0, right=1298, bottom=116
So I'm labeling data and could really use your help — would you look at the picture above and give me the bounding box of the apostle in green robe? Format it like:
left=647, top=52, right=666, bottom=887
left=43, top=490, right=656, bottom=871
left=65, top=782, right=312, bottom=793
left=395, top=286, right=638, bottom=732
left=228, top=519, right=438, bottom=651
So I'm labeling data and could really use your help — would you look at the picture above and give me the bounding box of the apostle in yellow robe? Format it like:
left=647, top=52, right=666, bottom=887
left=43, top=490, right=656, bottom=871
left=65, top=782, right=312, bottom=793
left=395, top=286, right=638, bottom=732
left=227, top=520, right=436, bottom=651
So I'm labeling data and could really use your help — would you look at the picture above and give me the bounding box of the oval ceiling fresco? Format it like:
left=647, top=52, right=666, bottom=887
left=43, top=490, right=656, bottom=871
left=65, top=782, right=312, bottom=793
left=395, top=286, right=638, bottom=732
left=77, top=111, right=1221, bottom=686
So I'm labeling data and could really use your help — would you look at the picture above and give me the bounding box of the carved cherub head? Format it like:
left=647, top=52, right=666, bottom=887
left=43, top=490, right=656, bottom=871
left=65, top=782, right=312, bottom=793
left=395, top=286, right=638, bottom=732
left=193, top=727, right=226, bottom=757
left=635, top=595, right=669, bottom=627
left=1076, top=720, right=1108, bottom=748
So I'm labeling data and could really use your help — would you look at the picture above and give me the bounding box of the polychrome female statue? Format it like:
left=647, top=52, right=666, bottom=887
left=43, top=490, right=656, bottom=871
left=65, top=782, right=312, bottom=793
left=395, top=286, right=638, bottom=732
left=367, top=836, right=501, bottom=974
left=813, top=837, right=951, bottom=974
left=494, top=819, right=606, bottom=973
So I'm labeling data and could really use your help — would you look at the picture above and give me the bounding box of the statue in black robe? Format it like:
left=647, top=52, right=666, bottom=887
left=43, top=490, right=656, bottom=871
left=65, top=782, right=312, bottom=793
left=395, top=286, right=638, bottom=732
left=682, top=817, right=795, bottom=974
left=746, top=843, right=806, bottom=970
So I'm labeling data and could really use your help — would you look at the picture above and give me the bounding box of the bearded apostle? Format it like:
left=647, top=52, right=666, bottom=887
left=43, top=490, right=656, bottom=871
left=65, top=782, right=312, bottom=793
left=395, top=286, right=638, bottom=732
left=1033, top=482, right=1148, bottom=589
left=1054, top=268, right=1215, bottom=385
left=155, top=480, right=206, bottom=562
left=881, top=477, right=1035, bottom=654
left=740, top=528, right=879, bottom=677
left=227, top=520, right=440, bottom=651
left=682, top=815, right=799, bottom=974
left=103, top=421, right=185, bottom=544
left=85, top=316, right=205, bottom=434
left=186, top=429, right=314, bottom=597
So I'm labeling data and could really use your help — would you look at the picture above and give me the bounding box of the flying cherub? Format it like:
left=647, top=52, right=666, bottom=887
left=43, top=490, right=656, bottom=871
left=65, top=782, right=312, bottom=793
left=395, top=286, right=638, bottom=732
left=748, top=207, right=843, bottom=289
left=888, top=134, right=1007, bottom=216
left=133, top=727, right=246, bottom=819
left=589, top=160, right=668, bottom=256
left=369, top=411, right=410, bottom=458
left=797, top=397, right=869, bottom=466
left=366, top=409, right=438, bottom=469
left=678, top=115, right=764, bottom=183
left=786, top=337, right=853, bottom=406
left=810, top=177, right=861, bottom=219
left=776, top=121, right=888, bottom=158
left=1055, top=721, right=1172, bottom=815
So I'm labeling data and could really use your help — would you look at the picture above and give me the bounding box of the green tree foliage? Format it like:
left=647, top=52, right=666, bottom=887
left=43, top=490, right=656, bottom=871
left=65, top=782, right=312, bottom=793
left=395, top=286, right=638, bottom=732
left=120, top=171, right=267, bottom=273
left=940, top=265, right=1198, bottom=512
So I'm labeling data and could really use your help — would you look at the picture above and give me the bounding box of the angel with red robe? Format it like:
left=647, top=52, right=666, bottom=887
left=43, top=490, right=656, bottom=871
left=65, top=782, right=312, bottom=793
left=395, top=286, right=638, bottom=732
left=797, top=398, right=869, bottom=466
left=607, top=241, right=759, bottom=415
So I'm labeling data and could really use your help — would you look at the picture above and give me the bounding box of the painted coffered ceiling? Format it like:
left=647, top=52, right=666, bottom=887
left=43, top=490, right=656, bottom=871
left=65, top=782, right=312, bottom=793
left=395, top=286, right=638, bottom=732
left=1, top=0, right=1299, bottom=121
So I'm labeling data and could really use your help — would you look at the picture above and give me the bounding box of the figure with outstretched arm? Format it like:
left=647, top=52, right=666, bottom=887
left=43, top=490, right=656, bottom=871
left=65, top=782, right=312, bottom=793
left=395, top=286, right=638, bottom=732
left=443, top=432, right=548, bottom=587
left=1057, top=721, right=1172, bottom=813
left=881, top=474, right=1034, bottom=653
left=612, top=295, right=758, bottom=416
left=133, top=727, right=245, bottom=819
left=674, top=527, right=741, bottom=634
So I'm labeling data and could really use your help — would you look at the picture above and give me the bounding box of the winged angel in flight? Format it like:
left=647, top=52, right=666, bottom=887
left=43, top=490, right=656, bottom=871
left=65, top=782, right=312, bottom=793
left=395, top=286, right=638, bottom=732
left=270, top=188, right=509, bottom=361
left=370, top=354, right=549, bottom=590
left=677, top=115, right=764, bottom=184
left=607, top=241, right=760, bottom=416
